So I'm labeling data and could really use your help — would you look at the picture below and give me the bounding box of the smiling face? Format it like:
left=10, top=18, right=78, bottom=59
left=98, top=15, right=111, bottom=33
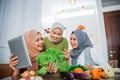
left=33, top=33, right=44, bottom=52
left=70, top=33, right=78, bottom=49
left=50, top=28, right=62, bottom=43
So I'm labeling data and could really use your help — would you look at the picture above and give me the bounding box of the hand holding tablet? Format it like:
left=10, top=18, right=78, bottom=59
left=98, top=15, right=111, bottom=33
left=8, top=35, right=32, bottom=69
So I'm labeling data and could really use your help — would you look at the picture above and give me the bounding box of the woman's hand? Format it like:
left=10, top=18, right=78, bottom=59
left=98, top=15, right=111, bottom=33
left=46, top=63, right=58, bottom=73
left=63, top=49, right=70, bottom=60
left=9, top=54, right=19, bottom=70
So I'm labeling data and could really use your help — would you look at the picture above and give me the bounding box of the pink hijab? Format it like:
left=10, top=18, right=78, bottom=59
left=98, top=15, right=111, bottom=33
left=24, top=29, right=41, bottom=71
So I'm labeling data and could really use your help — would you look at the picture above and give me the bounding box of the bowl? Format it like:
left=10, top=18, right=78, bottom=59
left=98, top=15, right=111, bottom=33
left=60, top=72, right=74, bottom=80
left=72, top=72, right=91, bottom=79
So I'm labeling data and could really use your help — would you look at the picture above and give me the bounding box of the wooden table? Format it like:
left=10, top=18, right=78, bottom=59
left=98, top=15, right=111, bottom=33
left=1, top=73, right=120, bottom=80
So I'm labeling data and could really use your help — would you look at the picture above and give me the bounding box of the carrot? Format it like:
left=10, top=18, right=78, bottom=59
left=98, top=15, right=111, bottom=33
left=100, top=72, right=107, bottom=78
left=90, top=68, right=101, bottom=79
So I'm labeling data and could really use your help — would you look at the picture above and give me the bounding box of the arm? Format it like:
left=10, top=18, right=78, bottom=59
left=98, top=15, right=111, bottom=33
left=77, top=51, right=85, bottom=66
left=90, top=48, right=110, bottom=67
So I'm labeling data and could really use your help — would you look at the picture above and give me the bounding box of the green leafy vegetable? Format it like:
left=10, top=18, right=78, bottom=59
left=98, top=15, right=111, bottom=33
left=59, top=61, right=70, bottom=72
left=36, top=66, right=47, bottom=75
left=36, top=48, right=70, bottom=75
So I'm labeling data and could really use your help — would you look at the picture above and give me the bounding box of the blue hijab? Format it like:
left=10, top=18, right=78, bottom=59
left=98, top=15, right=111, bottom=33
left=70, top=30, right=93, bottom=65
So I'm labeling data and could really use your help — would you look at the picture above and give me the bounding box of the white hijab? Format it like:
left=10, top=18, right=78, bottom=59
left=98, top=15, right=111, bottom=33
left=48, top=22, right=65, bottom=43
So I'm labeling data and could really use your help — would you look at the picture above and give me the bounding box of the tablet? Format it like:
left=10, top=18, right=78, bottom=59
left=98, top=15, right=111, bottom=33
left=8, top=35, right=32, bottom=69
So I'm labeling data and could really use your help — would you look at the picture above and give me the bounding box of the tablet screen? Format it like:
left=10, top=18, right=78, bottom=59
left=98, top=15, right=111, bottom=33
left=8, top=35, right=32, bottom=69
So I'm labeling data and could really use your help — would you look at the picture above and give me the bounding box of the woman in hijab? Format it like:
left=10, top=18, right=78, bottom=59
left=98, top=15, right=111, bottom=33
left=9, top=29, right=57, bottom=75
left=24, top=29, right=44, bottom=71
left=69, top=30, right=110, bottom=68
left=43, top=22, right=68, bottom=51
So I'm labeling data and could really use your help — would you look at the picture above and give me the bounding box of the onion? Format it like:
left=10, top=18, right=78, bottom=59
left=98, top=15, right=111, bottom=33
left=20, top=71, right=30, bottom=78
left=29, top=71, right=35, bottom=76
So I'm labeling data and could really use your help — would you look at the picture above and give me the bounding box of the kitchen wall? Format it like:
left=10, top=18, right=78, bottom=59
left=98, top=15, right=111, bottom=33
left=41, top=0, right=108, bottom=60
left=0, top=0, right=42, bottom=63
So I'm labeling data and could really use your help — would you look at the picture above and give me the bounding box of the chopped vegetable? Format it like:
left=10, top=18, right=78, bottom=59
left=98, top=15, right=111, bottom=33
left=36, top=48, right=70, bottom=75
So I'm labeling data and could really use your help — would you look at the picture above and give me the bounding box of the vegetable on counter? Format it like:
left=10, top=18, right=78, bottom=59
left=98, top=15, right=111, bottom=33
left=60, top=72, right=74, bottom=80
left=69, top=64, right=88, bottom=71
left=20, top=71, right=36, bottom=78
left=73, top=68, right=83, bottom=73
left=36, top=48, right=70, bottom=75
left=104, top=65, right=114, bottom=77
left=90, top=68, right=108, bottom=79
left=69, top=64, right=91, bottom=79
left=69, top=65, right=108, bottom=79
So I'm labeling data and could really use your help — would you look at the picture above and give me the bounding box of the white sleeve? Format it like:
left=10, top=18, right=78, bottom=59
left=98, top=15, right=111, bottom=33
left=90, top=48, right=110, bottom=68
left=77, top=51, right=85, bottom=66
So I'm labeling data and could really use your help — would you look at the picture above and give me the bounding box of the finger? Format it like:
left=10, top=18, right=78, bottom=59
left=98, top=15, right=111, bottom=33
left=10, top=56, right=18, bottom=62
left=49, top=63, right=53, bottom=73
left=53, top=64, right=58, bottom=73
left=10, top=54, right=14, bottom=59
left=62, top=49, right=67, bottom=54
left=12, top=60, right=19, bottom=64
left=11, top=60, right=18, bottom=65
left=9, top=61, right=18, bottom=70
left=10, top=54, right=18, bottom=60
left=12, top=67, right=17, bottom=70
left=53, top=67, right=58, bottom=73
left=47, top=63, right=52, bottom=73
left=63, top=49, right=67, bottom=51
left=52, top=63, right=56, bottom=73
left=50, top=63, right=55, bottom=73
left=46, top=64, right=49, bottom=72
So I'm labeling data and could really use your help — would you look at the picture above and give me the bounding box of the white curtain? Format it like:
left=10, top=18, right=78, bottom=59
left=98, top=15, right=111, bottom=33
left=0, top=0, right=42, bottom=63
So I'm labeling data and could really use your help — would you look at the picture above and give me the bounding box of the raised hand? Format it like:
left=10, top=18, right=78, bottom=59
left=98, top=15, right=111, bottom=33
left=63, top=49, right=71, bottom=61
left=9, top=54, right=19, bottom=70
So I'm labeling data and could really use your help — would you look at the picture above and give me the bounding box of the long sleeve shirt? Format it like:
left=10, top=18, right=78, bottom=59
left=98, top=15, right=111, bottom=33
left=43, top=37, right=68, bottom=51
left=73, top=47, right=110, bottom=68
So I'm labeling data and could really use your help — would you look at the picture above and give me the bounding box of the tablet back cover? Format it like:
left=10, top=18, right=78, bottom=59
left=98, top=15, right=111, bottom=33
left=8, top=35, right=32, bottom=69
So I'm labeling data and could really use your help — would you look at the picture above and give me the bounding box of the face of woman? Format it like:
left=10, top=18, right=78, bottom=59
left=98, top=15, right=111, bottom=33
left=50, top=28, right=62, bottom=42
left=34, top=34, right=44, bottom=51
left=70, top=33, right=78, bottom=49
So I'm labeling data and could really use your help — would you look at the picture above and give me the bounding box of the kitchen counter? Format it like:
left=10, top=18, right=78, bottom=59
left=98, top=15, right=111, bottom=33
left=1, top=73, right=120, bottom=80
